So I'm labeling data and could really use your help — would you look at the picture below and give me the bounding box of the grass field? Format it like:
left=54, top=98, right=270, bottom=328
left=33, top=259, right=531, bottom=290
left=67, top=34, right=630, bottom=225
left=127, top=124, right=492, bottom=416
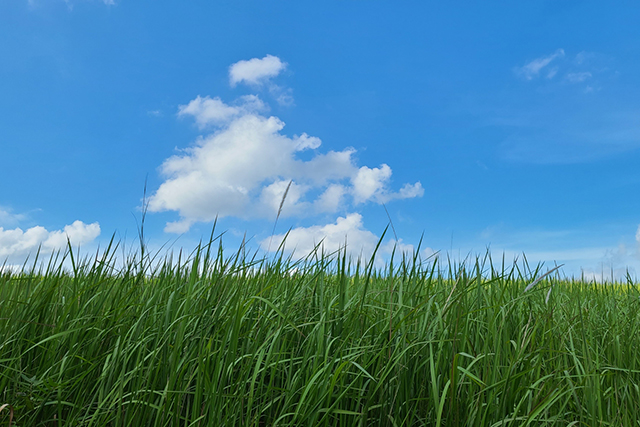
left=2, top=232, right=640, bottom=426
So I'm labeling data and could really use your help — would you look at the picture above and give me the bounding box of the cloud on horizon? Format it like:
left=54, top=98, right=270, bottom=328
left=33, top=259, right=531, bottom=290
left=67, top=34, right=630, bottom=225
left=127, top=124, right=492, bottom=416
left=261, top=212, right=423, bottom=262
left=0, top=220, right=100, bottom=259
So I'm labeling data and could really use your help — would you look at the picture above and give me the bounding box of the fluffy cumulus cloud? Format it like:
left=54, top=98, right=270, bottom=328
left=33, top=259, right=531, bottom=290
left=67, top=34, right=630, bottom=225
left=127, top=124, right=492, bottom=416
left=149, top=56, right=424, bottom=262
left=0, top=220, right=100, bottom=258
left=229, top=55, right=287, bottom=87
left=515, top=49, right=565, bottom=80
left=352, top=165, right=392, bottom=204
left=150, top=93, right=423, bottom=233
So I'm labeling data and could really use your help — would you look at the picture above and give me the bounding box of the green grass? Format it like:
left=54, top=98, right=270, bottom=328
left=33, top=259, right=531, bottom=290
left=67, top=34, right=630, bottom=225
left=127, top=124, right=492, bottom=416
left=2, top=233, right=640, bottom=426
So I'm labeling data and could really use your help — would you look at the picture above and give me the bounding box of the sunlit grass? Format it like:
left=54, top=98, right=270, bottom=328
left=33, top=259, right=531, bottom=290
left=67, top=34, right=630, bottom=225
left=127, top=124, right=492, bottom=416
left=2, top=233, right=640, bottom=426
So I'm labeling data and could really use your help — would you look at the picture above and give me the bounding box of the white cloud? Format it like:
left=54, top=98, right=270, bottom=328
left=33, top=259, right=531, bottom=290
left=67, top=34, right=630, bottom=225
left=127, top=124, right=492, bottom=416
left=163, top=219, right=194, bottom=235
left=396, top=182, right=425, bottom=200
left=149, top=112, right=352, bottom=230
left=515, top=49, right=565, bottom=80
left=261, top=213, right=380, bottom=260
left=259, top=180, right=309, bottom=218
left=229, top=55, right=287, bottom=87
left=261, top=214, right=428, bottom=264
left=314, top=184, right=346, bottom=213
left=352, top=165, right=424, bottom=204
left=229, top=55, right=294, bottom=105
left=177, top=95, right=267, bottom=129
left=352, top=165, right=392, bottom=204
left=636, top=224, right=640, bottom=245
left=565, top=72, right=592, bottom=83
left=0, top=220, right=100, bottom=258
left=293, top=133, right=321, bottom=150
left=150, top=95, right=423, bottom=232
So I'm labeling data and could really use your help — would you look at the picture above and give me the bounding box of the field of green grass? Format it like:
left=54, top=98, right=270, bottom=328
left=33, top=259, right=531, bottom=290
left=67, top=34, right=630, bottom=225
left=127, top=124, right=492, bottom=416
left=2, top=233, right=640, bottom=426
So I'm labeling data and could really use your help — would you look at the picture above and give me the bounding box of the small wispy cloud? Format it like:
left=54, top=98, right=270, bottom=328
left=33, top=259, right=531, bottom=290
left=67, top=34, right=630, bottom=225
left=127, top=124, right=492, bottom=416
left=574, top=51, right=596, bottom=65
left=273, top=88, right=295, bottom=107
left=566, top=71, right=592, bottom=83
left=0, top=207, right=26, bottom=227
left=546, top=67, right=559, bottom=79
left=514, top=50, right=610, bottom=93
left=515, top=49, right=565, bottom=80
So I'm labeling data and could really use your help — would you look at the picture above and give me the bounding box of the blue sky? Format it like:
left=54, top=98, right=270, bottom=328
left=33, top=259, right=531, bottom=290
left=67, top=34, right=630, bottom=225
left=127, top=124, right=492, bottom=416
left=2, top=0, right=640, bottom=280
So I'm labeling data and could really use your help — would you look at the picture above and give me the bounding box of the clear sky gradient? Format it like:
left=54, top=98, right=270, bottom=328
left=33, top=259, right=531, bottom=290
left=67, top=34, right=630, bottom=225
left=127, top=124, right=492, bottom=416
left=2, top=1, right=640, bottom=280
